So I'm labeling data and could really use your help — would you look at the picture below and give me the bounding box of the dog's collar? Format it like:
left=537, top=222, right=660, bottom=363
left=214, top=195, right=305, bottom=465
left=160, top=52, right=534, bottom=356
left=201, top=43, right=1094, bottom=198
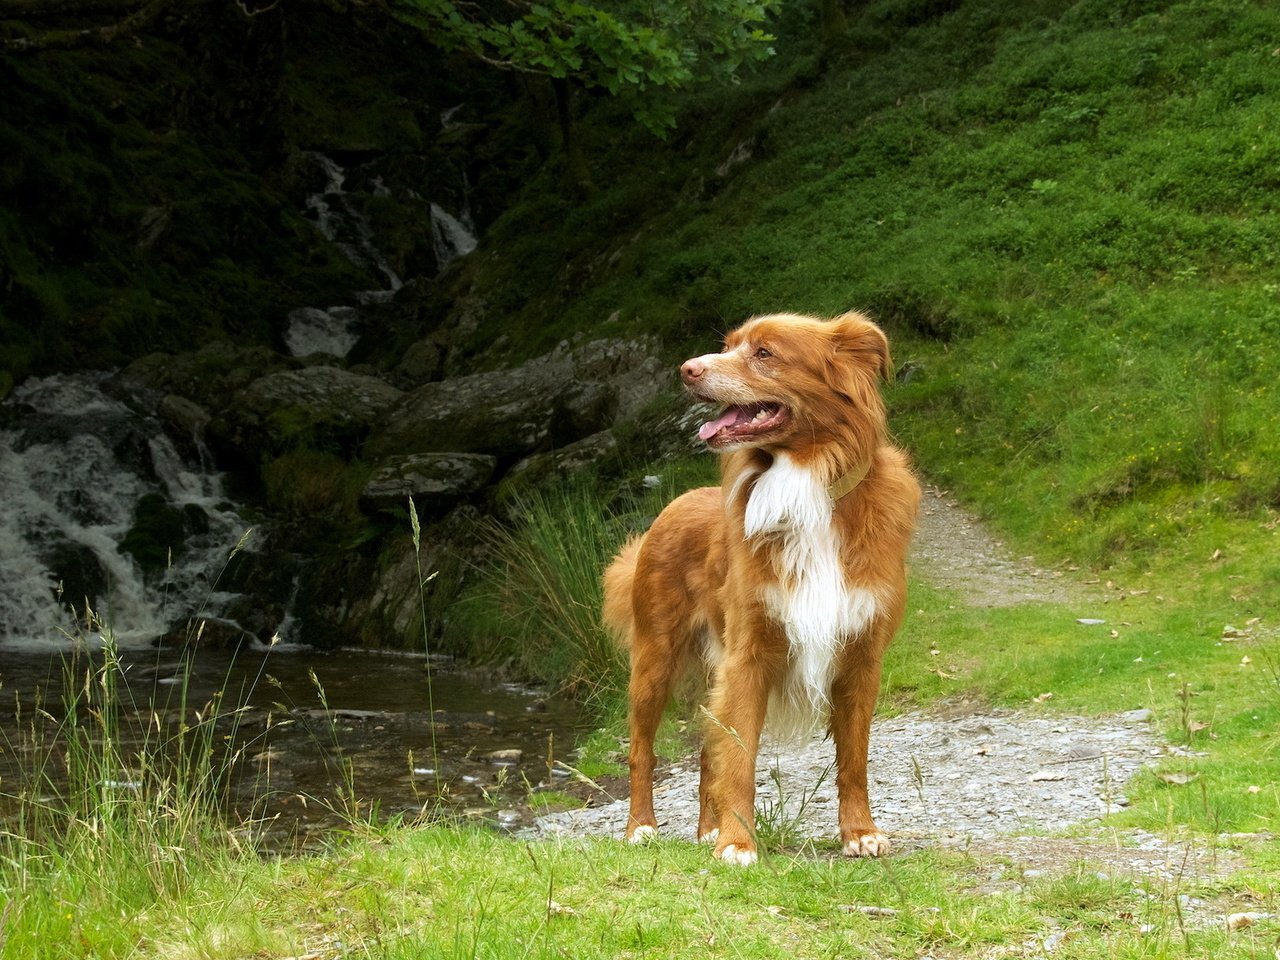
left=828, top=460, right=871, bottom=503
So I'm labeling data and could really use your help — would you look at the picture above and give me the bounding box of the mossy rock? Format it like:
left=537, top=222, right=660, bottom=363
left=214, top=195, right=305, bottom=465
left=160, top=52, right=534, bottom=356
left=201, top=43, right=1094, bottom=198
left=218, top=366, right=403, bottom=458
left=119, top=493, right=190, bottom=576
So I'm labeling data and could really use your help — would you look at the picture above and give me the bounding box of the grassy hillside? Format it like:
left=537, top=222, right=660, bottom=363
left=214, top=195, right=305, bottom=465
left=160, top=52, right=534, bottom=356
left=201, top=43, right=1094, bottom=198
left=459, top=0, right=1280, bottom=580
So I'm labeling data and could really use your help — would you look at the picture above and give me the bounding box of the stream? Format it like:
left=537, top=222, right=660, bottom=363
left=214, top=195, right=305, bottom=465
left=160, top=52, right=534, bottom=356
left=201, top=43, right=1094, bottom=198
left=0, top=644, right=586, bottom=843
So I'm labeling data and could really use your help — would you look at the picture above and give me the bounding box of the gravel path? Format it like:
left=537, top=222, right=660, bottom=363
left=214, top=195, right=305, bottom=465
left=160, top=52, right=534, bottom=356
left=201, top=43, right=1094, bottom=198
left=534, top=709, right=1163, bottom=847
left=911, top=486, right=1086, bottom=607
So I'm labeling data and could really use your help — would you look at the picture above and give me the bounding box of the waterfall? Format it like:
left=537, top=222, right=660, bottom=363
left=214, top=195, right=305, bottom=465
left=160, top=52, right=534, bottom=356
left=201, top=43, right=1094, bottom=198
left=304, top=153, right=404, bottom=295
left=286, top=151, right=480, bottom=356
left=0, top=373, right=255, bottom=650
left=287, top=153, right=405, bottom=359
left=429, top=202, right=478, bottom=269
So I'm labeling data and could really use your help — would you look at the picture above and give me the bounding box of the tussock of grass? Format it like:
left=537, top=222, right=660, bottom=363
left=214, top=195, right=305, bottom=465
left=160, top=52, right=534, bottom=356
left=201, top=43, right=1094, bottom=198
left=452, top=482, right=642, bottom=711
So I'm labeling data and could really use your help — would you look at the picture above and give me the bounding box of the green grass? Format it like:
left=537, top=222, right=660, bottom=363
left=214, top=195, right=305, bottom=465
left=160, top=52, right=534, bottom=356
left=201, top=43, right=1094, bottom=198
left=5, top=823, right=1276, bottom=959
left=0, top=633, right=268, bottom=957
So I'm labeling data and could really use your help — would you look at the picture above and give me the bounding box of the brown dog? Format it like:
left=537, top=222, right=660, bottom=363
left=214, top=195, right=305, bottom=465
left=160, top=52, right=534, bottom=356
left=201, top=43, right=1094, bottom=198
left=602, top=311, right=920, bottom=865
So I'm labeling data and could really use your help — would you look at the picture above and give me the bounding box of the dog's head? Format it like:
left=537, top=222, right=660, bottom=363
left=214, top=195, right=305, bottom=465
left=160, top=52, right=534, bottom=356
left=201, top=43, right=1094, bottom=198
left=682, top=311, right=892, bottom=457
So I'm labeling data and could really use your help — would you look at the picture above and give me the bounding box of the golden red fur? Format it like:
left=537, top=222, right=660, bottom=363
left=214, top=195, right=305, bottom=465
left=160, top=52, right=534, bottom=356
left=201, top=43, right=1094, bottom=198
left=602, top=311, right=920, bottom=865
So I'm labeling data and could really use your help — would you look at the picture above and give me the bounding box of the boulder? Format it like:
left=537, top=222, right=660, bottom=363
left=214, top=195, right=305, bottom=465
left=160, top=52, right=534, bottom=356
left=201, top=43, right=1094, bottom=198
left=366, top=336, right=666, bottom=461
left=296, top=505, right=485, bottom=649
left=502, top=431, right=618, bottom=499
left=392, top=336, right=446, bottom=386
left=216, top=366, right=402, bottom=457
left=360, top=452, right=497, bottom=512
left=119, top=341, right=288, bottom=409
left=156, top=394, right=212, bottom=452
left=364, top=367, right=581, bottom=459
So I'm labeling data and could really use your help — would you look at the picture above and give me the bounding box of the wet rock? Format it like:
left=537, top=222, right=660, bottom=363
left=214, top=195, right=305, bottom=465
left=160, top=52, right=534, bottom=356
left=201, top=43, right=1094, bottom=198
left=45, top=540, right=108, bottom=613
left=297, top=708, right=390, bottom=721
left=156, top=394, right=211, bottom=448
left=181, top=617, right=256, bottom=648
left=119, top=341, right=288, bottom=406
left=296, top=504, right=484, bottom=649
left=359, top=452, right=496, bottom=512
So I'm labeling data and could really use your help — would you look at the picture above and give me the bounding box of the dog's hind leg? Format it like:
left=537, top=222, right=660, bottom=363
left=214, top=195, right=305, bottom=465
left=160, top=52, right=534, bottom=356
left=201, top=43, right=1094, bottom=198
left=624, top=629, right=678, bottom=842
left=696, top=745, right=718, bottom=842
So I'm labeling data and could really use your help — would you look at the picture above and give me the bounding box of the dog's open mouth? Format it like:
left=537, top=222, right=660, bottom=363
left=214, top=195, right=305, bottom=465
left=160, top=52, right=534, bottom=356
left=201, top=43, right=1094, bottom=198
left=697, top=402, right=789, bottom=446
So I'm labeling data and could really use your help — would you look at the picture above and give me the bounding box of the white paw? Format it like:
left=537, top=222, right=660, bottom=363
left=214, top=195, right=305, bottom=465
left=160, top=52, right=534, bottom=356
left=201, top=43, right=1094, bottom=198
left=698, top=828, right=719, bottom=844
left=628, top=825, right=657, bottom=844
left=718, top=844, right=758, bottom=866
left=842, top=833, right=890, bottom=858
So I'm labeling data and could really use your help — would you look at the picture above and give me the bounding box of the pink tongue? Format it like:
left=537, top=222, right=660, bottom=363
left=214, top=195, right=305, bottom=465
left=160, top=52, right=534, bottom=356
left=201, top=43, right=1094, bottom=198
left=698, top=408, right=742, bottom=441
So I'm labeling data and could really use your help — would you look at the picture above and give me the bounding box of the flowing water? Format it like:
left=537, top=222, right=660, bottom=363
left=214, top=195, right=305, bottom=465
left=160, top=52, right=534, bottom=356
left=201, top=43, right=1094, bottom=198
left=429, top=200, right=478, bottom=268
left=286, top=153, right=406, bottom=359
left=285, top=152, right=479, bottom=358
left=0, top=372, right=254, bottom=648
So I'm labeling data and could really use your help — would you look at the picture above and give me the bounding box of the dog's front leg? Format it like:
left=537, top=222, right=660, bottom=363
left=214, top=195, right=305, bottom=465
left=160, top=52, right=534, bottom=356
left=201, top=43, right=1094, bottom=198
left=830, top=634, right=891, bottom=857
left=704, top=617, right=784, bottom=866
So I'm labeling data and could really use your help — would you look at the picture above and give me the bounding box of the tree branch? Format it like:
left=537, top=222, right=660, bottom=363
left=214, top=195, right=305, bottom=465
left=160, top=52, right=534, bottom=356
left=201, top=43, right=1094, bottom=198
left=1, top=0, right=174, bottom=52
left=233, top=0, right=284, bottom=17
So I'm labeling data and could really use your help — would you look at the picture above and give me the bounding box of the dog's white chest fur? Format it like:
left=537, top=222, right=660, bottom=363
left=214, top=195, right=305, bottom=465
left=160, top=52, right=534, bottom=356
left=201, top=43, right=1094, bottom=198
left=741, top=454, right=877, bottom=737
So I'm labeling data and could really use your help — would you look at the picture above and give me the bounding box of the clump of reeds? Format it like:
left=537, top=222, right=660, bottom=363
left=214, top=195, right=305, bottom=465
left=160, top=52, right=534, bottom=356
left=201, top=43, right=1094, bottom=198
left=457, top=481, right=638, bottom=713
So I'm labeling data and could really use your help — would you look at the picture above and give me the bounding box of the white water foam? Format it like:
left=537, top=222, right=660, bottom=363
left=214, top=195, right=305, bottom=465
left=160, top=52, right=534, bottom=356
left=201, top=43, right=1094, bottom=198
left=0, top=373, right=255, bottom=650
left=429, top=202, right=477, bottom=268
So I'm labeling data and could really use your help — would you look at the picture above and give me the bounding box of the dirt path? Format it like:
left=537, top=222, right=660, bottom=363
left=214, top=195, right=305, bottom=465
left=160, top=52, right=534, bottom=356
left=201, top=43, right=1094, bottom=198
left=911, top=485, right=1087, bottom=607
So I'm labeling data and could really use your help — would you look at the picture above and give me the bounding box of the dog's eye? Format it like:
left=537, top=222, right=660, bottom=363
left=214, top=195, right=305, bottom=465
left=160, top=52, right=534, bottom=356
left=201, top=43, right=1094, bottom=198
left=755, top=347, right=772, bottom=360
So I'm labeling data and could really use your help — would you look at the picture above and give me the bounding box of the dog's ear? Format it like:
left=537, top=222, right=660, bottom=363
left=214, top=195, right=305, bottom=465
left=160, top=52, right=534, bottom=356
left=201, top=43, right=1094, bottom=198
left=831, top=311, right=893, bottom=382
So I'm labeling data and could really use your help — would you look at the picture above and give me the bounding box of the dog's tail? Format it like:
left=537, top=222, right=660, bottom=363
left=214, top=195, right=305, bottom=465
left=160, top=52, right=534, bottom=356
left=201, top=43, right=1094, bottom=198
left=602, top=534, right=643, bottom=650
